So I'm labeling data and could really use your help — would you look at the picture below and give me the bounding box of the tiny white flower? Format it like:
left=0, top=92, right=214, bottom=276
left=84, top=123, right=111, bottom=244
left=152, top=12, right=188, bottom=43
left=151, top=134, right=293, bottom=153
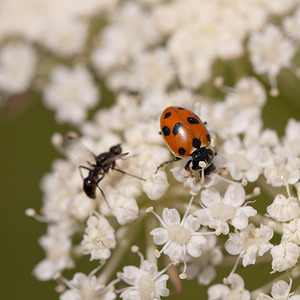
left=225, top=224, right=273, bottom=267
left=42, top=18, right=88, bottom=57
left=129, top=48, right=174, bottom=93
left=194, top=184, right=257, bottom=235
left=0, top=42, right=36, bottom=94
left=176, top=54, right=212, bottom=89
left=40, top=159, right=85, bottom=222
left=43, top=64, right=100, bottom=124
left=150, top=196, right=212, bottom=277
left=248, top=24, right=295, bottom=94
left=91, top=1, right=161, bottom=83
left=282, top=218, right=300, bottom=245
left=142, top=170, right=169, bottom=201
left=281, top=119, right=300, bottom=156
left=225, top=77, right=266, bottom=109
left=81, top=212, right=116, bottom=261
left=263, top=0, right=297, bottom=15
left=184, top=234, right=223, bottom=285
left=271, top=241, right=300, bottom=272
left=33, top=224, right=74, bottom=281
left=256, top=279, right=300, bottom=300
left=120, top=252, right=170, bottom=300
left=105, top=189, right=139, bottom=225
left=283, top=8, right=300, bottom=41
left=223, top=136, right=266, bottom=182
left=208, top=273, right=250, bottom=300
left=150, top=207, right=207, bottom=260
left=264, top=156, right=300, bottom=187
left=70, top=193, right=97, bottom=221
left=267, top=194, right=300, bottom=222
left=60, top=269, right=116, bottom=300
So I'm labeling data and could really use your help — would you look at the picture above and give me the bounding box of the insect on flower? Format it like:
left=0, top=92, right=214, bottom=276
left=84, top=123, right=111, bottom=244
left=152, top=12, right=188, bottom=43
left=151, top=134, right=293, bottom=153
left=156, top=106, right=216, bottom=179
left=61, top=133, right=145, bottom=203
left=79, top=144, right=145, bottom=201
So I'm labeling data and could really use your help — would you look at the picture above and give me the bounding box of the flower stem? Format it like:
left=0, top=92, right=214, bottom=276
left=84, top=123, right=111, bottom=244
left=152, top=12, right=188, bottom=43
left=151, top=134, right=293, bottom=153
left=98, top=222, right=141, bottom=284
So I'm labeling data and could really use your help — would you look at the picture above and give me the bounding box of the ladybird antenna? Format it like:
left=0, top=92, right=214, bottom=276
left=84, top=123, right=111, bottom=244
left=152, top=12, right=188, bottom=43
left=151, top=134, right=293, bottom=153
left=112, top=167, right=145, bottom=181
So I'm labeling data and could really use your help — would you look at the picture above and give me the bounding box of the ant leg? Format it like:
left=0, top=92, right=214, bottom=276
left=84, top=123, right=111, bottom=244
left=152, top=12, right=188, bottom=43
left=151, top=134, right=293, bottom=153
left=96, top=176, right=111, bottom=208
left=79, top=165, right=91, bottom=179
left=155, top=157, right=181, bottom=174
left=112, top=167, right=145, bottom=181
left=87, top=161, right=96, bottom=167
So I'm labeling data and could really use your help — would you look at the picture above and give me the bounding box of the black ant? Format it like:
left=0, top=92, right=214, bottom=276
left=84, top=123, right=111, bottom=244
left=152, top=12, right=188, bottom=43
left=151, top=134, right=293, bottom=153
left=79, top=144, right=145, bottom=202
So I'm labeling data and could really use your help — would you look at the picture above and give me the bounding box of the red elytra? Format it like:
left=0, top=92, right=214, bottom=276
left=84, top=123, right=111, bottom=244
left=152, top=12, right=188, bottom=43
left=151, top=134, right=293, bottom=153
left=160, top=106, right=211, bottom=158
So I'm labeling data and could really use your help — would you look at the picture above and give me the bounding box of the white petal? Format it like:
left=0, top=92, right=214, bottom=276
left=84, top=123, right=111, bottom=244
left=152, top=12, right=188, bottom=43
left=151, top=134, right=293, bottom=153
left=194, top=209, right=211, bottom=227
left=164, top=241, right=183, bottom=261
left=162, top=208, right=181, bottom=226
left=198, top=265, right=216, bottom=285
left=201, top=188, right=221, bottom=207
left=91, top=248, right=111, bottom=260
left=225, top=233, right=243, bottom=255
left=186, top=235, right=207, bottom=257
left=71, top=273, right=87, bottom=288
left=224, top=183, right=245, bottom=207
left=121, top=266, right=141, bottom=285
left=150, top=228, right=169, bottom=245
left=184, top=215, right=200, bottom=232
left=60, top=290, right=82, bottom=300
left=155, top=274, right=170, bottom=297
left=120, top=289, right=140, bottom=300
left=271, top=280, right=290, bottom=298
left=232, top=206, right=257, bottom=230
left=227, top=273, right=245, bottom=289
left=208, top=284, right=230, bottom=299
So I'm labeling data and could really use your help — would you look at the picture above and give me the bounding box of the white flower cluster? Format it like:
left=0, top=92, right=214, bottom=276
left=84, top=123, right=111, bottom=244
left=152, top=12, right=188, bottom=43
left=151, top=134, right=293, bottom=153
left=31, top=85, right=300, bottom=298
left=9, top=0, right=299, bottom=299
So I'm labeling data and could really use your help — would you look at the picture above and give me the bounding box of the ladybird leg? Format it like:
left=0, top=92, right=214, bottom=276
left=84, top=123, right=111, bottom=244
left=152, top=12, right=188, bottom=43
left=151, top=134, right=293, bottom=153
left=155, top=157, right=181, bottom=174
left=79, top=165, right=91, bottom=179
left=184, top=159, right=192, bottom=170
left=182, top=159, right=195, bottom=179
left=204, top=163, right=216, bottom=177
left=112, top=167, right=145, bottom=181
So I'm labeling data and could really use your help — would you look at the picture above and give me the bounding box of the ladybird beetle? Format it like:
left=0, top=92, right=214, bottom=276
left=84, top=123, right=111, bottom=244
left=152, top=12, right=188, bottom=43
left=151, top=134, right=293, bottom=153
left=156, top=106, right=216, bottom=178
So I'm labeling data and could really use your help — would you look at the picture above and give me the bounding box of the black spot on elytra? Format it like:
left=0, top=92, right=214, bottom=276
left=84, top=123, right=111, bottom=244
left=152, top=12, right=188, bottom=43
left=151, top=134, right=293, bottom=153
left=172, top=122, right=183, bottom=135
left=192, top=138, right=201, bottom=148
left=177, top=107, right=185, bottom=110
left=162, top=126, right=170, bottom=136
left=178, top=147, right=186, bottom=156
left=207, top=134, right=211, bottom=142
left=187, top=117, right=200, bottom=124
left=164, top=112, right=171, bottom=119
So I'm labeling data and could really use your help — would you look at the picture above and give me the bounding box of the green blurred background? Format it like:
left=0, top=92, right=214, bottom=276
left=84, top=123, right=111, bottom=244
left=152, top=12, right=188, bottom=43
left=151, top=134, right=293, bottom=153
left=1, top=69, right=300, bottom=299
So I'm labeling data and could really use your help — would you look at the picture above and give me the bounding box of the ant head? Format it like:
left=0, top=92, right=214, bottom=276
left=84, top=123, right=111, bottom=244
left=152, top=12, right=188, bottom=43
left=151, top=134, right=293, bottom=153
left=110, top=144, right=122, bottom=155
